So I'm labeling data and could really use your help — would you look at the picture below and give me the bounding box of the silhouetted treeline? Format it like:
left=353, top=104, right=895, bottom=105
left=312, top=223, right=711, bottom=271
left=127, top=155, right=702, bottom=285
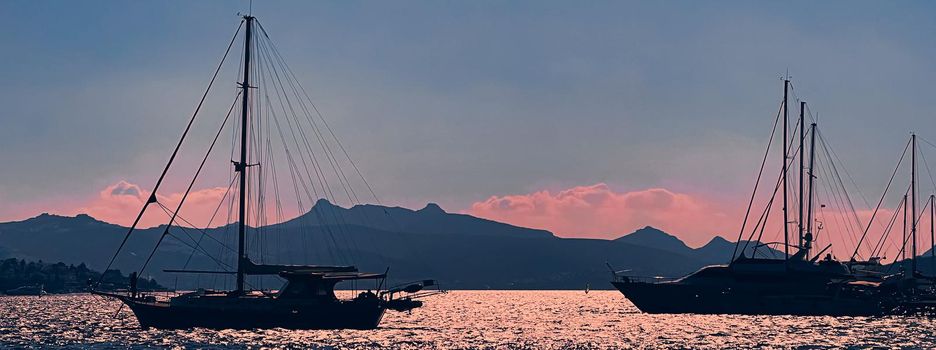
left=0, top=258, right=162, bottom=294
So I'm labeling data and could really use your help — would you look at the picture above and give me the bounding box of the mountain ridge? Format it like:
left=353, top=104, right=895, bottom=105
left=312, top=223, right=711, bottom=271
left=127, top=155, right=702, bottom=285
left=0, top=202, right=775, bottom=289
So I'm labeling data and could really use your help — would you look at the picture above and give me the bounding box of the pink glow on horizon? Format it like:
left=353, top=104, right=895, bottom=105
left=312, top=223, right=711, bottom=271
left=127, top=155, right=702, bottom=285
left=467, top=183, right=742, bottom=247
left=467, top=183, right=929, bottom=261
left=5, top=180, right=928, bottom=262
left=70, top=180, right=234, bottom=228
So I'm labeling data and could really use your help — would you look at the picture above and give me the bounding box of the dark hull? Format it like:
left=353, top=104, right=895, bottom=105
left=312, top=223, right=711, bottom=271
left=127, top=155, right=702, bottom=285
left=611, top=281, right=884, bottom=316
left=114, top=296, right=386, bottom=330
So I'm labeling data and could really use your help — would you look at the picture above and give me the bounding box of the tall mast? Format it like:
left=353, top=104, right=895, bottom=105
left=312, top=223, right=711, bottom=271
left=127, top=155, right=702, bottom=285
left=806, top=122, right=817, bottom=259
left=798, top=101, right=805, bottom=255
left=783, top=79, right=790, bottom=260
left=236, top=15, right=254, bottom=293
left=903, top=194, right=908, bottom=262
left=912, top=133, right=917, bottom=274
left=930, top=194, right=934, bottom=273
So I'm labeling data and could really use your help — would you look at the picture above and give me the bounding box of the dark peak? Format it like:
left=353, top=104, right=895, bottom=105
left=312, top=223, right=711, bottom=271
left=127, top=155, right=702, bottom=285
left=313, top=198, right=339, bottom=209
left=616, top=226, right=671, bottom=240
left=637, top=226, right=664, bottom=234
left=30, top=212, right=87, bottom=221
left=8, top=212, right=110, bottom=227
left=418, top=203, right=446, bottom=214
left=703, top=236, right=732, bottom=247
left=73, top=213, right=106, bottom=225
left=614, top=225, right=689, bottom=252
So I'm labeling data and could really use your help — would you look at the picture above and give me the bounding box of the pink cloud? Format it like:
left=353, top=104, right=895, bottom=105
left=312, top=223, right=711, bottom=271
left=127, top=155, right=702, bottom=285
left=467, top=183, right=741, bottom=247
left=53, top=180, right=235, bottom=229
left=467, top=183, right=928, bottom=260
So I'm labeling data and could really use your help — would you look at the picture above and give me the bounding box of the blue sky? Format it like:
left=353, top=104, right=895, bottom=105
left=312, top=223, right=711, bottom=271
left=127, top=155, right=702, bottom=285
left=3, top=1, right=936, bottom=246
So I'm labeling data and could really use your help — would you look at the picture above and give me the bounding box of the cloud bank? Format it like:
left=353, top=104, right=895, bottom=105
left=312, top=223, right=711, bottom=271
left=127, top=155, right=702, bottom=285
left=467, top=183, right=741, bottom=247
left=50, top=180, right=233, bottom=229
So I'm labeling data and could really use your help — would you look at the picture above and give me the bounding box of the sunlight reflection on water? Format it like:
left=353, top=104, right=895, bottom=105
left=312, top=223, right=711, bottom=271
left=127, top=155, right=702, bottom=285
left=2, top=291, right=935, bottom=349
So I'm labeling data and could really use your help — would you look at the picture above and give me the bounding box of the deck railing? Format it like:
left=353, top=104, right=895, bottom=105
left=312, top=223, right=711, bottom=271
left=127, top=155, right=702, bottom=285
left=611, top=274, right=678, bottom=284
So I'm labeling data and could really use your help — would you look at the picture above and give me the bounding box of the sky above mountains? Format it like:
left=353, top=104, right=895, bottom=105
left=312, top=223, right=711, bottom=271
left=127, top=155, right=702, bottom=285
left=3, top=1, right=936, bottom=248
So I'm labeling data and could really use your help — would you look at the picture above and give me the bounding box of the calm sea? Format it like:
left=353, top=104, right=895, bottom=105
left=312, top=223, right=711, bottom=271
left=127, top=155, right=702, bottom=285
left=1, top=291, right=934, bottom=349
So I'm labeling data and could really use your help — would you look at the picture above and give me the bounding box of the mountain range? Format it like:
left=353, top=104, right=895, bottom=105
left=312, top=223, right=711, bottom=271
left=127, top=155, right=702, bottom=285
left=0, top=200, right=778, bottom=290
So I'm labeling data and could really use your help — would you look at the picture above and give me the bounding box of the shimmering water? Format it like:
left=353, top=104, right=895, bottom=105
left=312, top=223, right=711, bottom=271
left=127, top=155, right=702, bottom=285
left=1, top=291, right=935, bottom=349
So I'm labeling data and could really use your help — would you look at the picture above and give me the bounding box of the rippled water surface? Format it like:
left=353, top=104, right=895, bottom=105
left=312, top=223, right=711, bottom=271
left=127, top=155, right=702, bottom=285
left=2, top=291, right=936, bottom=349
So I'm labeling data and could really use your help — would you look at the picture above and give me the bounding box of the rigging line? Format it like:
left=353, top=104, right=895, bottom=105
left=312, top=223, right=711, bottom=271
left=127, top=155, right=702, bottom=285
left=815, top=160, right=858, bottom=258
left=916, top=136, right=936, bottom=152
left=732, top=101, right=784, bottom=261
left=153, top=202, right=235, bottom=268
left=814, top=126, right=886, bottom=249
left=258, top=24, right=397, bottom=271
left=814, top=140, right=860, bottom=256
left=266, top=95, right=320, bottom=263
left=264, top=136, right=287, bottom=262
left=820, top=128, right=875, bottom=212
left=871, top=193, right=902, bottom=259
left=259, top=34, right=362, bottom=209
left=260, top=56, right=342, bottom=264
left=181, top=176, right=238, bottom=270
left=257, top=22, right=392, bottom=269
left=156, top=201, right=236, bottom=254
left=745, top=172, right=780, bottom=257
left=256, top=39, right=354, bottom=264
left=217, top=170, right=238, bottom=290
left=265, top=82, right=341, bottom=264
left=257, top=21, right=382, bottom=205
left=151, top=203, right=234, bottom=271
left=817, top=132, right=865, bottom=248
left=258, top=37, right=368, bottom=264
left=851, top=137, right=911, bottom=260
left=165, top=231, right=234, bottom=272
left=261, top=28, right=386, bottom=266
left=261, top=47, right=330, bottom=209
left=746, top=155, right=786, bottom=255
left=253, top=27, right=374, bottom=261
left=256, top=37, right=344, bottom=211
left=886, top=196, right=929, bottom=273
left=259, top=62, right=317, bottom=203
left=100, top=20, right=244, bottom=282
left=255, top=43, right=315, bottom=263
left=919, top=150, right=936, bottom=196
left=743, top=118, right=804, bottom=256
left=872, top=186, right=910, bottom=259
left=264, top=40, right=368, bottom=224
left=139, top=90, right=241, bottom=275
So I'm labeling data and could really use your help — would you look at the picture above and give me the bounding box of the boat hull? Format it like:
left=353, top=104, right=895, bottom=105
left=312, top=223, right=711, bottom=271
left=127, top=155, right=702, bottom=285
left=110, top=295, right=386, bottom=330
left=611, top=281, right=883, bottom=316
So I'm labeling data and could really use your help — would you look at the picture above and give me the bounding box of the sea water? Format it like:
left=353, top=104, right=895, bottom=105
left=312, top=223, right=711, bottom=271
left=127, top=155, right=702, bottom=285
left=1, top=291, right=934, bottom=349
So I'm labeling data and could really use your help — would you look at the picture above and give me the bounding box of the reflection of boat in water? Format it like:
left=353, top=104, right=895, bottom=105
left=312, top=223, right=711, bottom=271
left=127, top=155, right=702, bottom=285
left=611, top=79, right=936, bottom=316
left=93, top=14, right=443, bottom=329
left=5, top=284, right=47, bottom=296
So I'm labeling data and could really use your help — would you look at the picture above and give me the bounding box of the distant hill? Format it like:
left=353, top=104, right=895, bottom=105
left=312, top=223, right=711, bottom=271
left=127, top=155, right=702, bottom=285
left=287, top=199, right=554, bottom=238
left=0, top=201, right=773, bottom=290
left=613, top=226, right=782, bottom=266
left=614, top=226, right=690, bottom=254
